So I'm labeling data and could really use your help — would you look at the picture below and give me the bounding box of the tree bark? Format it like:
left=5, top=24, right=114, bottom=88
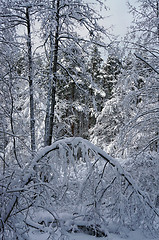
left=26, top=7, right=36, bottom=152
left=44, top=31, right=54, bottom=146
left=157, top=0, right=159, bottom=39
left=46, top=0, right=60, bottom=146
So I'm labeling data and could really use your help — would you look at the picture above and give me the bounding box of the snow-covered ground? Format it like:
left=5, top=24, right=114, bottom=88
left=69, top=230, right=154, bottom=240
left=29, top=230, right=155, bottom=240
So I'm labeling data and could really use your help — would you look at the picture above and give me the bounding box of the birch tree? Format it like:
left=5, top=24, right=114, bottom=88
left=0, top=3, right=25, bottom=168
left=0, top=0, right=37, bottom=153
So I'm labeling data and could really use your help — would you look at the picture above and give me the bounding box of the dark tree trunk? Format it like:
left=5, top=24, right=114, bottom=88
left=44, top=31, right=54, bottom=146
left=157, top=0, right=159, bottom=39
left=46, top=0, right=60, bottom=146
left=26, top=7, right=36, bottom=152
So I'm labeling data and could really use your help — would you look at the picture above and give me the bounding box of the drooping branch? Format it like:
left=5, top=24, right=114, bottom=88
left=134, top=53, right=159, bottom=74
left=1, top=137, right=159, bottom=233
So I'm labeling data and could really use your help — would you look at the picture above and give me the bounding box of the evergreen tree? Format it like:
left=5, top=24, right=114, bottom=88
left=90, top=52, right=123, bottom=152
left=102, top=54, right=122, bottom=99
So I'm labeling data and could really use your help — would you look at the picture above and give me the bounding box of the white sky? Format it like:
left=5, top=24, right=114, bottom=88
left=103, top=0, right=137, bottom=37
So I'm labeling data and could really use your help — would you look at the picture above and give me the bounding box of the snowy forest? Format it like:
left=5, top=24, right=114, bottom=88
left=0, top=0, right=159, bottom=239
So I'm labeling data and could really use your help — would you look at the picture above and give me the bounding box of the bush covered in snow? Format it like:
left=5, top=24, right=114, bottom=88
left=0, top=138, right=159, bottom=239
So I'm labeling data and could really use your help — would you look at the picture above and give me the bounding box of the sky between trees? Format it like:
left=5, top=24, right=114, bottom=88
left=103, top=0, right=137, bottom=36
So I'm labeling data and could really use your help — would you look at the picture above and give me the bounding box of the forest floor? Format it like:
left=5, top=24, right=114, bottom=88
left=29, top=229, right=155, bottom=240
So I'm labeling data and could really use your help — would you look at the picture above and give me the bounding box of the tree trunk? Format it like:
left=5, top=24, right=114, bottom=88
left=44, top=31, right=54, bottom=146
left=9, top=77, right=21, bottom=168
left=26, top=7, right=36, bottom=152
left=157, top=0, right=159, bottom=39
left=46, top=0, right=60, bottom=146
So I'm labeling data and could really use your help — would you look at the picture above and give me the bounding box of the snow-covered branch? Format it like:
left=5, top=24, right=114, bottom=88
left=1, top=137, right=159, bottom=237
left=134, top=53, right=159, bottom=74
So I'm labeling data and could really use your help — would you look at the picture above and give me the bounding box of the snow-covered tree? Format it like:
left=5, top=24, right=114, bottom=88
left=102, top=54, right=122, bottom=99
left=37, top=0, right=109, bottom=145
left=0, top=5, right=27, bottom=168
left=90, top=96, right=124, bottom=155
left=92, top=0, right=159, bottom=157
left=115, top=0, right=159, bottom=156
left=89, top=51, right=123, bottom=154
left=90, top=0, right=159, bottom=215
left=0, top=0, right=38, bottom=153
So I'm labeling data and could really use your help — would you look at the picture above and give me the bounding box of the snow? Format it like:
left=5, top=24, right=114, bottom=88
left=29, top=229, right=156, bottom=240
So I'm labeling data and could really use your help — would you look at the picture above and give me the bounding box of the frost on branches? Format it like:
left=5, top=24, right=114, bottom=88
left=0, top=137, right=159, bottom=239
